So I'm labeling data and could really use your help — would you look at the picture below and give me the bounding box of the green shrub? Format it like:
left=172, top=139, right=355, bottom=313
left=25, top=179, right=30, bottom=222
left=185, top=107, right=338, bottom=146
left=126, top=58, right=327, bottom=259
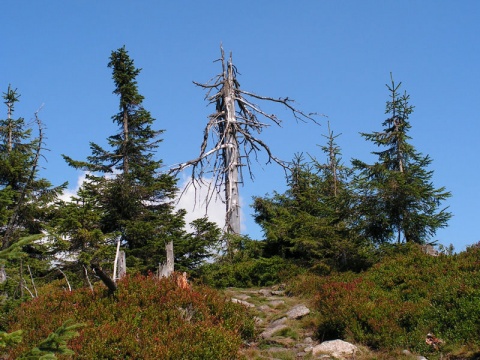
left=199, top=256, right=303, bottom=288
left=293, top=244, right=480, bottom=355
left=6, top=274, right=255, bottom=359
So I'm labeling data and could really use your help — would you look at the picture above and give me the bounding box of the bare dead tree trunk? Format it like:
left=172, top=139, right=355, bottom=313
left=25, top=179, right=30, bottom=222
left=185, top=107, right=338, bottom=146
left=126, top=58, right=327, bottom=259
left=83, top=265, right=94, bottom=293
left=223, top=57, right=241, bottom=234
left=158, top=241, right=174, bottom=278
left=19, top=259, right=24, bottom=298
left=170, top=45, right=319, bottom=236
left=113, top=238, right=127, bottom=282
left=27, top=265, right=38, bottom=297
left=117, top=251, right=126, bottom=279
left=91, top=263, right=117, bottom=294
left=0, top=264, right=6, bottom=284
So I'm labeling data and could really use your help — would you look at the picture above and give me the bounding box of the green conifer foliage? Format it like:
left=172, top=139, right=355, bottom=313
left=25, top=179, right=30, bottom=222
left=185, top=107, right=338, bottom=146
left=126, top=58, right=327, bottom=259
left=18, top=319, right=84, bottom=359
left=254, top=128, right=370, bottom=272
left=352, top=75, right=451, bottom=244
left=0, top=86, right=66, bottom=300
left=61, top=47, right=219, bottom=272
left=0, top=329, right=23, bottom=349
left=0, top=86, right=65, bottom=247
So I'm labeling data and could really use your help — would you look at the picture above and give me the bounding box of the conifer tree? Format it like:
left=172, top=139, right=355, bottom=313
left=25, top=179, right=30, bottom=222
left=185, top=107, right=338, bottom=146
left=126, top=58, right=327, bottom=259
left=0, top=86, right=65, bottom=299
left=254, top=127, right=369, bottom=272
left=62, top=47, right=218, bottom=273
left=0, top=86, right=65, bottom=249
left=352, top=75, right=451, bottom=244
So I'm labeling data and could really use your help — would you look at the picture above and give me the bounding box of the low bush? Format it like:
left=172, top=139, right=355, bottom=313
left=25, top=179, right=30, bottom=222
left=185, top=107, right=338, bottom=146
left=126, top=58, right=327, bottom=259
left=6, top=274, right=255, bottom=359
left=291, top=244, right=480, bottom=356
left=199, top=256, right=303, bottom=288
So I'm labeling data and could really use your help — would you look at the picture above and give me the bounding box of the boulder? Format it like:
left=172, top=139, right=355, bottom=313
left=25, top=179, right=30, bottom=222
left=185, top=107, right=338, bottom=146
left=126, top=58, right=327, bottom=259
left=286, top=304, right=310, bottom=319
left=312, top=339, right=358, bottom=359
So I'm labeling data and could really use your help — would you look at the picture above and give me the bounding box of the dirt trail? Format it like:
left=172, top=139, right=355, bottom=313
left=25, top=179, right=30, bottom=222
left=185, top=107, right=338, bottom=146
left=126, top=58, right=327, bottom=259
left=224, top=285, right=320, bottom=360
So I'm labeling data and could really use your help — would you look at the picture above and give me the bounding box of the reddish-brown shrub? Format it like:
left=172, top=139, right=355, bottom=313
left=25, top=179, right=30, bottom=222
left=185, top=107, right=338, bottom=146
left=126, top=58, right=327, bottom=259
left=7, top=274, right=255, bottom=359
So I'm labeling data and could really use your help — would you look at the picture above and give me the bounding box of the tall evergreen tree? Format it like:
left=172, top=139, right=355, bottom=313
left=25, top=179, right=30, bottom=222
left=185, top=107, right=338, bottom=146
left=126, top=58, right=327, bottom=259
left=0, top=85, right=66, bottom=300
left=352, top=75, right=451, bottom=244
left=61, top=47, right=219, bottom=273
left=0, top=86, right=65, bottom=248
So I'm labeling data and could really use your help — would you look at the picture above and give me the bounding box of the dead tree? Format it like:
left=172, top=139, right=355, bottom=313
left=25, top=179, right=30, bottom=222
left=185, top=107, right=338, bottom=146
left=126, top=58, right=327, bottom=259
left=171, top=46, right=318, bottom=235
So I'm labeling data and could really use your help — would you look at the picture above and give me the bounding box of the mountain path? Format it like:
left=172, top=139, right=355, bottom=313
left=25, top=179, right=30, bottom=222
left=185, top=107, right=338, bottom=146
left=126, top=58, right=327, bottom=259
left=224, top=285, right=328, bottom=360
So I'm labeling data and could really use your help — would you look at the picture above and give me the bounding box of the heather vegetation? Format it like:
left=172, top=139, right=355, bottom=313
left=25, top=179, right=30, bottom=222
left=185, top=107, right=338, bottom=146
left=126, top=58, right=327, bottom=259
left=285, top=243, right=480, bottom=359
left=6, top=275, right=255, bottom=359
left=2, top=46, right=475, bottom=359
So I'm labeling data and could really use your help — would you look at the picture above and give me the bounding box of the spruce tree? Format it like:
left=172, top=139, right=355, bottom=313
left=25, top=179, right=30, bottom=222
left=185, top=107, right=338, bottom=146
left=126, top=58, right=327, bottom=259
left=62, top=47, right=218, bottom=273
left=254, top=128, right=370, bottom=272
left=0, top=86, right=65, bottom=299
left=0, top=86, right=65, bottom=248
left=352, top=75, right=451, bottom=244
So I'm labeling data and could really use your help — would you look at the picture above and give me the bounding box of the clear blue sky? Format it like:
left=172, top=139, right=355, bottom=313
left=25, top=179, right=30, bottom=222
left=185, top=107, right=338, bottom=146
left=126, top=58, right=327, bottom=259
left=1, top=1, right=479, bottom=251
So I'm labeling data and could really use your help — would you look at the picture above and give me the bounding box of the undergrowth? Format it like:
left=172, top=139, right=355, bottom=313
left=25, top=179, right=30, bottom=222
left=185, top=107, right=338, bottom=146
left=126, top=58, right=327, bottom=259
left=289, top=243, right=480, bottom=358
left=6, top=274, right=255, bottom=359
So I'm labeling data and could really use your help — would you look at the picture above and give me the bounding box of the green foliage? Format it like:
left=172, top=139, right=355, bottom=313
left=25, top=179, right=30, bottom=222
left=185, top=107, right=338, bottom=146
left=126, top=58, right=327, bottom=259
left=0, top=85, right=66, bottom=249
left=18, top=319, right=84, bottom=359
left=0, top=234, right=44, bottom=262
left=59, top=47, right=220, bottom=274
left=201, top=256, right=301, bottom=288
left=0, top=329, right=23, bottom=349
left=6, top=274, right=254, bottom=359
left=199, top=235, right=303, bottom=288
left=291, top=244, right=480, bottom=355
left=174, top=216, right=223, bottom=274
left=352, top=75, right=451, bottom=244
left=254, top=150, right=372, bottom=273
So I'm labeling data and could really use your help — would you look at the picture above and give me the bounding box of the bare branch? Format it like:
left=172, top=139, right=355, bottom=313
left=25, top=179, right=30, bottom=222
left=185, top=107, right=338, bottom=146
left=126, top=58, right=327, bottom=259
left=170, top=46, right=320, bottom=234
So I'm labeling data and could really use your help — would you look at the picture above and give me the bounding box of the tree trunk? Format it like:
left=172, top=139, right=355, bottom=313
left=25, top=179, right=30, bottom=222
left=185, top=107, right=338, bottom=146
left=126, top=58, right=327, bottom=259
left=91, top=264, right=117, bottom=294
left=117, top=251, right=126, bottom=279
left=158, top=241, right=174, bottom=278
left=223, top=59, right=241, bottom=235
left=0, top=264, right=5, bottom=284
left=122, top=107, right=129, bottom=174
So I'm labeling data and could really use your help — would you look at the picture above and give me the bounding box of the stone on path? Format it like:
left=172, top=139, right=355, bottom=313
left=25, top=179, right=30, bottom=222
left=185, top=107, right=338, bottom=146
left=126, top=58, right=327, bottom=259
left=260, top=324, right=289, bottom=339
left=269, top=300, right=285, bottom=307
left=231, top=298, right=255, bottom=307
left=312, top=339, right=358, bottom=359
left=258, top=289, right=272, bottom=296
left=286, top=304, right=310, bottom=319
left=270, top=317, right=287, bottom=327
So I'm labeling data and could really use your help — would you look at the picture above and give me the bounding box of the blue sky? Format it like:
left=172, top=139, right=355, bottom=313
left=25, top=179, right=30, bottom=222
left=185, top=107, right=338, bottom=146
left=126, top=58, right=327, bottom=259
left=1, top=1, right=479, bottom=251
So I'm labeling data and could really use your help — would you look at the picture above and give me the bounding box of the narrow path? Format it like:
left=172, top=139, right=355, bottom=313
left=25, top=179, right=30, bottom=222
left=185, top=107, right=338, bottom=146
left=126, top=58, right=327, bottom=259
left=224, top=285, right=320, bottom=359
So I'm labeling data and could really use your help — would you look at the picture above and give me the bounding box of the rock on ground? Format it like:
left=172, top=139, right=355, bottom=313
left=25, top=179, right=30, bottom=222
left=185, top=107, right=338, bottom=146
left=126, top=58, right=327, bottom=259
left=312, top=339, right=358, bottom=359
left=286, top=304, right=310, bottom=319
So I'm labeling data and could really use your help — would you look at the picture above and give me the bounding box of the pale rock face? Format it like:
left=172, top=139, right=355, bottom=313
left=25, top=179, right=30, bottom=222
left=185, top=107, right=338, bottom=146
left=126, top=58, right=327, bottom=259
left=312, top=339, right=358, bottom=359
left=286, top=304, right=310, bottom=319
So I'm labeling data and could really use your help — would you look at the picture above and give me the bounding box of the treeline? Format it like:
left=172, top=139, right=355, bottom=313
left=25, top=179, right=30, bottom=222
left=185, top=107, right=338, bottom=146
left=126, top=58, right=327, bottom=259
left=0, top=46, right=452, bottom=296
